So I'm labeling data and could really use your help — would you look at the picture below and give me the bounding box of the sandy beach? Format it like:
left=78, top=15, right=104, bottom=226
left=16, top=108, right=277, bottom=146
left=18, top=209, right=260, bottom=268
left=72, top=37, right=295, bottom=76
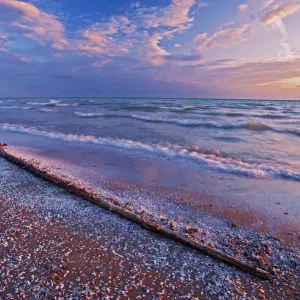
left=0, top=154, right=299, bottom=299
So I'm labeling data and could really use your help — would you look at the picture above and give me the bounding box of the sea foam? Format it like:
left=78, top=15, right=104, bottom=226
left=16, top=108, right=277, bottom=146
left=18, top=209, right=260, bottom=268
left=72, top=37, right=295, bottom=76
left=1, top=123, right=299, bottom=182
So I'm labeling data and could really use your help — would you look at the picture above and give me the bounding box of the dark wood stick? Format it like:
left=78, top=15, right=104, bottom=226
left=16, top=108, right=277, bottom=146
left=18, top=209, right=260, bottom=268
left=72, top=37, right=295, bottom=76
left=0, top=147, right=270, bottom=280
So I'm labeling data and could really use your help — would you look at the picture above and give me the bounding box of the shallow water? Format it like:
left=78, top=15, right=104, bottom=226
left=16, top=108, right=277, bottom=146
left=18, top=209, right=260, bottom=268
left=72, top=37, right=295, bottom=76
left=0, top=97, right=299, bottom=244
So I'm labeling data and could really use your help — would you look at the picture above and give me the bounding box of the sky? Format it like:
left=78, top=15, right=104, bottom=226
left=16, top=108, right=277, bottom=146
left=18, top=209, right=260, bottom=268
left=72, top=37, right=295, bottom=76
left=0, top=0, right=300, bottom=100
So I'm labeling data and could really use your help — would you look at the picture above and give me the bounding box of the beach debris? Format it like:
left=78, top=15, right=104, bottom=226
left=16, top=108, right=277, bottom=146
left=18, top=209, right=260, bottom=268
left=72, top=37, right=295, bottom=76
left=185, top=226, right=199, bottom=235
left=0, top=143, right=8, bottom=147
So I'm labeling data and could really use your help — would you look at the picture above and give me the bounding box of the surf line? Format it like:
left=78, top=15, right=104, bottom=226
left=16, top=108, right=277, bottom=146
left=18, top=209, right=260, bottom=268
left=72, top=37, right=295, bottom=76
left=0, top=145, right=270, bottom=280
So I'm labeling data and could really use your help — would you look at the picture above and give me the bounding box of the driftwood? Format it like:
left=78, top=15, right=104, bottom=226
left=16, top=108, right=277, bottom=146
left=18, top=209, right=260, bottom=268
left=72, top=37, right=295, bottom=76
left=0, top=147, right=270, bottom=280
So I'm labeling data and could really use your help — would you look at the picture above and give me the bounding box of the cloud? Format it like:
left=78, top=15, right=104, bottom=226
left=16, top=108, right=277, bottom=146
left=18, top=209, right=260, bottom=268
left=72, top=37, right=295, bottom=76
left=238, top=4, right=249, bottom=12
left=76, top=16, right=132, bottom=57
left=143, top=0, right=197, bottom=31
left=0, top=0, right=39, bottom=17
left=193, top=24, right=249, bottom=52
left=261, top=2, right=300, bottom=25
left=0, top=33, right=11, bottom=51
left=0, top=0, right=201, bottom=68
left=0, top=0, right=204, bottom=69
left=139, top=33, right=169, bottom=66
left=194, top=58, right=245, bottom=70
left=259, top=1, right=300, bottom=60
left=0, top=0, right=69, bottom=50
left=198, top=1, right=208, bottom=8
left=1, top=0, right=299, bottom=100
left=131, top=0, right=204, bottom=66
left=152, top=56, right=300, bottom=99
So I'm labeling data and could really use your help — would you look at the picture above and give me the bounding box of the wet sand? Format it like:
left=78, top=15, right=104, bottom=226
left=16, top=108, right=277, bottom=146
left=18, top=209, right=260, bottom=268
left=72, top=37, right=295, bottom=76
left=0, top=155, right=300, bottom=299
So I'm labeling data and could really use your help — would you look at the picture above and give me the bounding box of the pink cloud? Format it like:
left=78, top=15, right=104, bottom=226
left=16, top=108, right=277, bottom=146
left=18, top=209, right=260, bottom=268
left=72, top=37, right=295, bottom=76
left=0, top=0, right=39, bottom=17
left=0, top=0, right=69, bottom=50
left=144, top=0, right=197, bottom=31
left=78, top=29, right=129, bottom=56
left=238, top=4, right=249, bottom=13
left=76, top=16, right=133, bottom=58
left=139, top=33, right=169, bottom=66
left=261, top=2, right=300, bottom=25
left=193, top=24, right=249, bottom=52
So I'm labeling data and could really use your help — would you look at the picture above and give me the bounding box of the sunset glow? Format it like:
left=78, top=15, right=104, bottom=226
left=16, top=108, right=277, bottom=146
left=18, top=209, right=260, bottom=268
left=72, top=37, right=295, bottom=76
left=0, top=0, right=300, bottom=99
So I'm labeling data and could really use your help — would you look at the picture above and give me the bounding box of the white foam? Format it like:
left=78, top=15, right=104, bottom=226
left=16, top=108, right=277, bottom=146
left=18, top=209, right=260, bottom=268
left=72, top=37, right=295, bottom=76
left=28, top=99, right=61, bottom=106
left=1, top=123, right=299, bottom=182
left=159, top=105, right=198, bottom=111
left=131, top=115, right=273, bottom=131
left=40, top=108, right=55, bottom=112
left=0, top=106, right=32, bottom=110
left=28, top=102, right=51, bottom=105
left=49, top=99, right=61, bottom=104
left=74, top=112, right=105, bottom=117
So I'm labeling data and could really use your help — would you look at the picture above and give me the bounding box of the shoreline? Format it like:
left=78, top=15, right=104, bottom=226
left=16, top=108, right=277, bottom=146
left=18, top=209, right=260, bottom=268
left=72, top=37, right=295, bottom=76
left=0, top=146, right=270, bottom=280
left=0, top=147, right=299, bottom=298
left=3, top=144, right=300, bottom=248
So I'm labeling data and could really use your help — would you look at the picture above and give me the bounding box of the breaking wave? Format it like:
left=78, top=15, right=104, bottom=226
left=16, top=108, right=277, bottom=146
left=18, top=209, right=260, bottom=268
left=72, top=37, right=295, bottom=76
left=28, top=99, right=78, bottom=107
left=73, top=112, right=300, bottom=136
left=204, top=112, right=287, bottom=119
left=159, top=105, right=199, bottom=111
left=28, top=99, right=61, bottom=106
left=74, top=112, right=105, bottom=117
left=0, top=123, right=299, bottom=182
left=75, top=112, right=272, bottom=129
left=0, top=106, right=33, bottom=110
left=39, top=108, right=55, bottom=112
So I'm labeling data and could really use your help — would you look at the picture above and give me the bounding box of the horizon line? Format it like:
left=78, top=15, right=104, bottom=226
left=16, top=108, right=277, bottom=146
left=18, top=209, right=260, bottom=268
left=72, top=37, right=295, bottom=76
left=0, top=96, right=299, bottom=101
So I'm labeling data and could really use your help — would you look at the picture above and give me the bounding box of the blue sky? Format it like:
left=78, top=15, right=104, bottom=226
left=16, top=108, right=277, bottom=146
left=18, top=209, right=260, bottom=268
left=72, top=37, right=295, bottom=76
left=0, top=0, right=300, bottom=99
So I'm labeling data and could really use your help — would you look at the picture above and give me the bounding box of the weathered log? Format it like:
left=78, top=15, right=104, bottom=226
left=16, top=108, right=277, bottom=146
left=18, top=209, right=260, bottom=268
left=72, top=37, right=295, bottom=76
left=0, top=147, right=270, bottom=280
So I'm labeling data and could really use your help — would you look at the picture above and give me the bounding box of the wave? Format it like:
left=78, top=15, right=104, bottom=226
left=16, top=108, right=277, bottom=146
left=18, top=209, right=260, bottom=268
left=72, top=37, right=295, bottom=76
left=56, top=103, right=79, bottom=107
left=205, top=112, right=246, bottom=117
left=117, top=105, right=159, bottom=111
left=257, top=114, right=287, bottom=119
left=74, top=112, right=297, bottom=133
left=27, top=99, right=77, bottom=107
left=96, top=104, right=199, bottom=112
left=0, top=123, right=299, bottom=182
left=73, top=112, right=300, bottom=136
left=39, top=108, right=55, bottom=112
left=264, top=106, right=278, bottom=111
left=0, top=106, right=33, bottom=110
left=159, top=105, right=199, bottom=112
left=74, top=112, right=105, bottom=117
left=127, top=115, right=274, bottom=131
left=203, top=111, right=287, bottom=119
left=28, top=99, right=61, bottom=106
